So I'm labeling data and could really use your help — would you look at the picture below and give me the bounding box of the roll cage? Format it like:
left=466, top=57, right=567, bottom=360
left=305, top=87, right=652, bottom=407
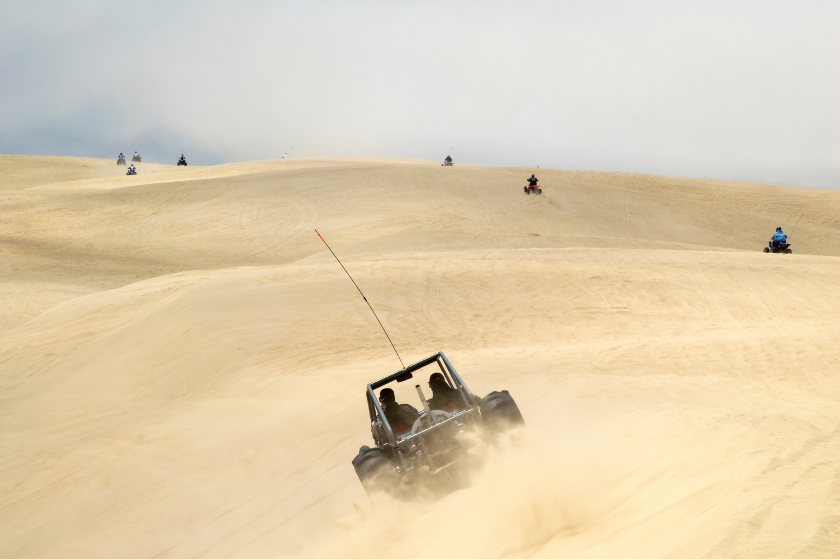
left=366, top=352, right=480, bottom=449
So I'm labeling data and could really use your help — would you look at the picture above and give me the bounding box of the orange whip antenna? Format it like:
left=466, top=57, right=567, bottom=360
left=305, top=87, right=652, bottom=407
left=789, top=212, right=806, bottom=237
left=316, top=230, right=405, bottom=370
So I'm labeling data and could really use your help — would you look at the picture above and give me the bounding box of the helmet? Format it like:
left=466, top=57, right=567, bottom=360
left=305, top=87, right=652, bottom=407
left=776, top=227, right=782, bottom=231
left=429, top=372, right=450, bottom=389
left=429, top=372, right=446, bottom=384
left=379, top=388, right=395, bottom=402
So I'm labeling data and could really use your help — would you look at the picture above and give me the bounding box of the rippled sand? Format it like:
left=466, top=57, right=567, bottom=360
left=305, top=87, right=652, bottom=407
left=1, top=155, right=838, bottom=557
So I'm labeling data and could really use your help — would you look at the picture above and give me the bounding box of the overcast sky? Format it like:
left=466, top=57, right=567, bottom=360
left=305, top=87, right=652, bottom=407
left=1, top=0, right=838, bottom=188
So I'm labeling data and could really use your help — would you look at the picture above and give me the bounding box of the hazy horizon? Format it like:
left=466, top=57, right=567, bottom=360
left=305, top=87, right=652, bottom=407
left=1, top=0, right=838, bottom=188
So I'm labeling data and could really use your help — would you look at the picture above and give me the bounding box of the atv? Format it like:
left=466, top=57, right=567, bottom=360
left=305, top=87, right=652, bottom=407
left=132, top=154, right=142, bottom=162
left=352, top=351, right=524, bottom=496
left=764, top=242, right=792, bottom=254
left=117, top=155, right=126, bottom=166
left=126, top=166, right=137, bottom=176
left=177, top=158, right=187, bottom=166
left=524, top=184, right=542, bottom=195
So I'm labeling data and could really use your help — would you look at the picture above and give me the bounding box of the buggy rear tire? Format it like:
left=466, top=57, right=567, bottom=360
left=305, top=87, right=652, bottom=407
left=480, top=390, right=525, bottom=430
left=352, top=446, right=397, bottom=494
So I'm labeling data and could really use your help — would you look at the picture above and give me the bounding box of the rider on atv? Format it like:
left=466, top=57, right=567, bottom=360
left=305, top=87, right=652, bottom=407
left=528, top=174, right=538, bottom=187
left=127, top=164, right=136, bottom=175
left=770, top=227, right=787, bottom=249
left=177, top=154, right=187, bottom=166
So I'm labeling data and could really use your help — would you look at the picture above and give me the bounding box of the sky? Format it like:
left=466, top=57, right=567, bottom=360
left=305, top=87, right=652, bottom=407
left=1, top=0, right=838, bottom=188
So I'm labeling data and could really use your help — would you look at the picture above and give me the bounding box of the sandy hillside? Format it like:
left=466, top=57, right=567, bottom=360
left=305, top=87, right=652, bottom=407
left=0, top=155, right=838, bottom=557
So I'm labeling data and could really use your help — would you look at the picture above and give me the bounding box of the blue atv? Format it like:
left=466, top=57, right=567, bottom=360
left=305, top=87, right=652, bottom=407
left=764, top=241, right=791, bottom=254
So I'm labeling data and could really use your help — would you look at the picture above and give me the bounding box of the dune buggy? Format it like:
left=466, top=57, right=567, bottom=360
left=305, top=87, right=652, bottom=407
left=351, top=351, right=524, bottom=496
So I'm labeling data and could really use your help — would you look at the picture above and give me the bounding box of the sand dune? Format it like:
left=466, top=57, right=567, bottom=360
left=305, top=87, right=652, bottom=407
left=0, top=156, right=838, bottom=557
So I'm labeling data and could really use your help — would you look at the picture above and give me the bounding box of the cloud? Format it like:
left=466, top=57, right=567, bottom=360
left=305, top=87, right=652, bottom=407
left=1, top=0, right=838, bottom=187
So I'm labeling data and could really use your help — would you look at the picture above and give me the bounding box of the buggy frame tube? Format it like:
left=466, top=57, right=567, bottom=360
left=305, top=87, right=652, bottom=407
left=439, top=352, right=479, bottom=409
left=366, top=351, right=480, bottom=447
left=396, top=408, right=476, bottom=447
left=436, top=356, right=473, bottom=410
left=370, top=352, right=443, bottom=390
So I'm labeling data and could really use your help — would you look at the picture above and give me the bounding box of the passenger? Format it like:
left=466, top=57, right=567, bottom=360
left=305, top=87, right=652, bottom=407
left=427, top=372, right=461, bottom=413
left=379, top=388, right=419, bottom=437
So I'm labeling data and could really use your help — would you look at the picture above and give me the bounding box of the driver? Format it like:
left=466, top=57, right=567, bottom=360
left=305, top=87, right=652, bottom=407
left=118, top=152, right=124, bottom=159
left=379, top=388, right=419, bottom=437
left=771, top=226, right=787, bottom=248
left=528, top=174, right=538, bottom=187
left=427, top=372, right=460, bottom=413
left=444, top=155, right=452, bottom=163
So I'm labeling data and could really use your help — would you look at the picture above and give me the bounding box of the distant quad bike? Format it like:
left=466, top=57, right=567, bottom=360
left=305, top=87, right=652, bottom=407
left=117, top=155, right=126, bottom=166
left=441, top=156, right=454, bottom=166
left=352, top=352, right=524, bottom=497
left=126, top=166, right=137, bottom=176
left=524, top=184, right=542, bottom=195
left=177, top=157, right=187, bottom=166
left=132, top=154, right=142, bottom=162
left=764, top=242, right=792, bottom=254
